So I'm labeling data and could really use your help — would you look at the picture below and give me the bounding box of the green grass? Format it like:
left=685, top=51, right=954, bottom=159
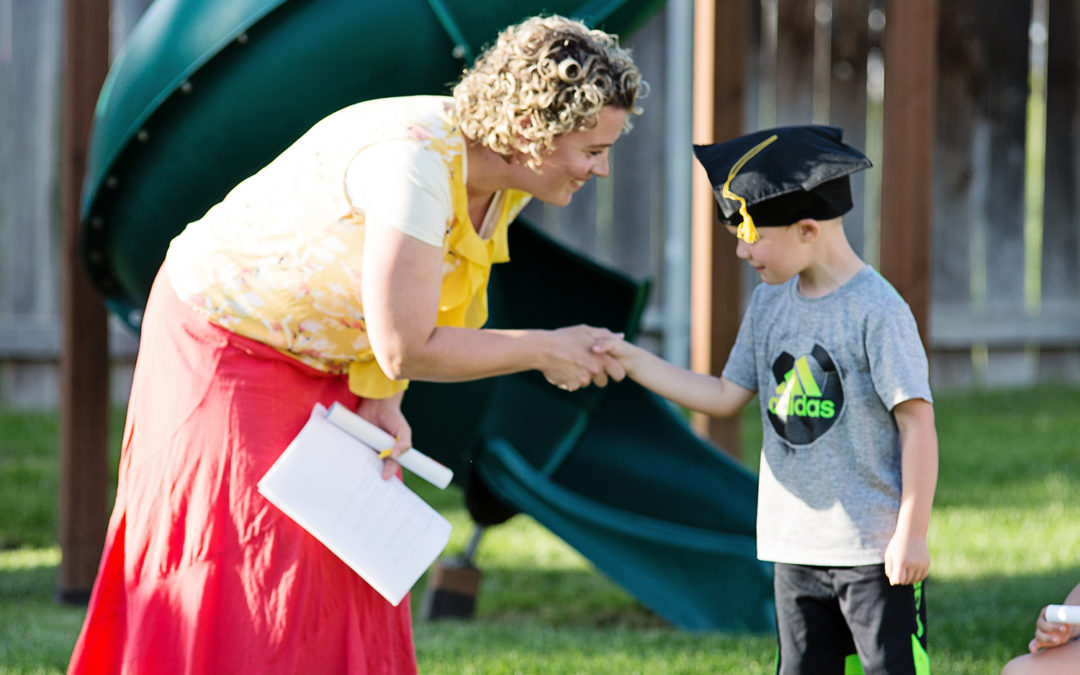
left=2, top=385, right=1078, bottom=673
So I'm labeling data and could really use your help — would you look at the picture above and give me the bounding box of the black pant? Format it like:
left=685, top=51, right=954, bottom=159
left=774, top=563, right=929, bottom=675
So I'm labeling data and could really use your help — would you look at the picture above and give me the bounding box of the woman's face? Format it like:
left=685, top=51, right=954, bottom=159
left=517, top=105, right=629, bottom=206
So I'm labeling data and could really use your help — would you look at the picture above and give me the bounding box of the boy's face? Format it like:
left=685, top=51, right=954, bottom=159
left=726, top=223, right=809, bottom=285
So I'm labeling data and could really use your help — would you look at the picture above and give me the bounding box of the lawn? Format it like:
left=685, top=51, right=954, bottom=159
left=1, top=384, right=1078, bottom=673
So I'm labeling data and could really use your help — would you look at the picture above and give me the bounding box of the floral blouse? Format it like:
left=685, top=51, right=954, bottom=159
left=165, top=96, right=532, bottom=398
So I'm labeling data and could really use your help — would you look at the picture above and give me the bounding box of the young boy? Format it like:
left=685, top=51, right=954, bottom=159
left=596, top=125, right=938, bottom=674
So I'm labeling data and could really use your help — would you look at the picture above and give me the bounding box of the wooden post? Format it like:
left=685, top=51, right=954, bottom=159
left=59, top=0, right=111, bottom=602
left=691, top=0, right=748, bottom=457
left=830, top=0, right=871, bottom=257
left=774, top=0, right=817, bottom=124
left=879, top=0, right=938, bottom=347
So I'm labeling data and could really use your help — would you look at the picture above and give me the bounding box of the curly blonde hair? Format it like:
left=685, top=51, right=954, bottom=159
left=453, top=15, right=646, bottom=169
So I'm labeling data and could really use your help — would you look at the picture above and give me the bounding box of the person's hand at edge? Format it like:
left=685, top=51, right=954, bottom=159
left=1028, top=604, right=1080, bottom=653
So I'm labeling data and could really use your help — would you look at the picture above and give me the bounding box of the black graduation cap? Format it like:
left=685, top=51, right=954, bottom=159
left=693, top=125, right=872, bottom=243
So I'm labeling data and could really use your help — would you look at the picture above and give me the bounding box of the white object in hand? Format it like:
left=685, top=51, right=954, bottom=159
left=1046, top=605, right=1080, bottom=625
left=325, top=402, right=454, bottom=489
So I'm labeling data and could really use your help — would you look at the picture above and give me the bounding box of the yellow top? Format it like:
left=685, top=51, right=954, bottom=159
left=165, top=96, right=532, bottom=398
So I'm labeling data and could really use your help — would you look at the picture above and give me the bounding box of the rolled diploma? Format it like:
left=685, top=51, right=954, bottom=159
left=1046, top=605, right=1080, bottom=625
left=325, top=402, right=453, bottom=489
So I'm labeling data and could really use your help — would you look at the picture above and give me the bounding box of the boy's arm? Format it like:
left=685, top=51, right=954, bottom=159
left=594, top=339, right=755, bottom=418
left=884, top=397, right=938, bottom=586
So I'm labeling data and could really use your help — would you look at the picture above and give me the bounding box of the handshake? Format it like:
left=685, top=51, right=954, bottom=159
left=540, top=325, right=642, bottom=393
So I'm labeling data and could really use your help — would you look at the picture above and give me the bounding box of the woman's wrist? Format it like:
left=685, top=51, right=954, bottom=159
left=521, top=329, right=553, bottom=373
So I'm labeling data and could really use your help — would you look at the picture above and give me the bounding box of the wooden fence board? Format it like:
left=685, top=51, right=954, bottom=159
left=611, top=11, right=667, bottom=284
left=774, top=0, right=816, bottom=125
left=879, top=0, right=937, bottom=345
left=1038, top=348, right=1080, bottom=383
left=1042, top=0, right=1080, bottom=305
left=689, top=0, right=748, bottom=454
left=979, top=0, right=1032, bottom=308
left=0, top=0, right=151, bottom=410
left=976, top=0, right=1036, bottom=385
left=58, top=0, right=112, bottom=600
left=830, top=0, right=871, bottom=258
left=933, top=2, right=979, bottom=308
left=931, top=301, right=1080, bottom=348
left=0, top=0, right=60, bottom=318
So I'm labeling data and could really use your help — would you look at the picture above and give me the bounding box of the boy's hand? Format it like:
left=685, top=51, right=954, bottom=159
left=591, top=335, right=639, bottom=376
left=883, top=530, right=930, bottom=586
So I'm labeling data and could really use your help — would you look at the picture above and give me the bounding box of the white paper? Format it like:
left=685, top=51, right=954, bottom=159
left=257, top=404, right=452, bottom=606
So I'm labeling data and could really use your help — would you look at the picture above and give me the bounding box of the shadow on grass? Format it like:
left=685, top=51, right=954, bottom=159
left=412, top=616, right=778, bottom=675
left=0, top=557, right=86, bottom=673
left=466, top=565, right=672, bottom=630
left=410, top=564, right=1080, bottom=674
left=0, top=556, right=62, bottom=600
left=929, top=564, right=1080, bottom=668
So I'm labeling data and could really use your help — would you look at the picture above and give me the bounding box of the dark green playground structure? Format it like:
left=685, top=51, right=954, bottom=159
left=79, top=0, right=773, bottom=632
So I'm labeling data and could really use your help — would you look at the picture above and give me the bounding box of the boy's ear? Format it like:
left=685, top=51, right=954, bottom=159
left=794, top=218, right=820, bottom=242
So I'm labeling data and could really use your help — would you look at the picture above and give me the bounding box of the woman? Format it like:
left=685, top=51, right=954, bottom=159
left=68, top=14, right=646, bottom=674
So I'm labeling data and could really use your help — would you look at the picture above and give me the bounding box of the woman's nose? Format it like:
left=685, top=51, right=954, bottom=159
left=592, top=152, right=610, bottom=178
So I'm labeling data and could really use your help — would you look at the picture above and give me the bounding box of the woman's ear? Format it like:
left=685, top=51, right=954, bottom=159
left=508, top=117, right=533, bottom=162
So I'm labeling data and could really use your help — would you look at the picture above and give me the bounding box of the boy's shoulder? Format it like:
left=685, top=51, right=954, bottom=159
left=846, top=266, right=913, bottom=312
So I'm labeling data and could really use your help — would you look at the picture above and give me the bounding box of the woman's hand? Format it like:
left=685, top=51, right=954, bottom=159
left=355, top=393, right=412, bottom=480
left=540, top=325, right=625, bottom=391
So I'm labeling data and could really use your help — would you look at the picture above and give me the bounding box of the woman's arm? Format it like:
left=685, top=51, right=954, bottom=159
left=361, top=222, right=622, bottom=390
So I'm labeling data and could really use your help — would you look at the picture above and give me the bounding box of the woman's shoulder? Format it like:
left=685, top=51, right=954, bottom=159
left=301, top=96, right=460, bottom=150
left=323, top=95, right=453, bottom=123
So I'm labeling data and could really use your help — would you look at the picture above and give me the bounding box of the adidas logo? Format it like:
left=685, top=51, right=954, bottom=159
left=768, top=355, right=837, bottom=420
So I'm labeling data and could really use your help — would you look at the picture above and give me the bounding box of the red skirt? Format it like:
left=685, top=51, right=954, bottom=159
left=68, top=272, right=417, bottom=674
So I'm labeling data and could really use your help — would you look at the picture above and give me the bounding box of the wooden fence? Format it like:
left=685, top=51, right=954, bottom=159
left=2, top=0, right=1079, bottom=408
left=1, top=0, right=147, bottom=408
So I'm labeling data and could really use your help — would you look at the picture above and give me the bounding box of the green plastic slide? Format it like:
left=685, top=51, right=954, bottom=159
left=79, top=0, right=773, bottom=631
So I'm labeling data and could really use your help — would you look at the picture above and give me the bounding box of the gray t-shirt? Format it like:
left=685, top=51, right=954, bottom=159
left=723, top=265, right=932, bottom=566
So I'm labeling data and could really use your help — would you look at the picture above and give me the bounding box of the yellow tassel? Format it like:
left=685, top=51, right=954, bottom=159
left=721, top=134, right=778, bottom=244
